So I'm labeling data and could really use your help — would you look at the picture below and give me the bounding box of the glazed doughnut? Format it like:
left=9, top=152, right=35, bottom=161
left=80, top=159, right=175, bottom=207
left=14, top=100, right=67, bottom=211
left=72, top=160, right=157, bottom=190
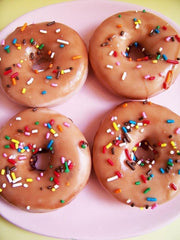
left=89, top=10, right=180, bottom=99
left=0, top=108, right=91, bottom=212
left=0, top=21, right=88, bottom=107
left=93, top=101, right=180, bottom=209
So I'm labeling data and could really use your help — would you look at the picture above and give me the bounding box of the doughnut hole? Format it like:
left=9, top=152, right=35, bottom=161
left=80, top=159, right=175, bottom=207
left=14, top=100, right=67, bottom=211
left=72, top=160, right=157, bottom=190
left=26, top=46, right=53, bottom=72
left=29, top=149, right=52, bottom=171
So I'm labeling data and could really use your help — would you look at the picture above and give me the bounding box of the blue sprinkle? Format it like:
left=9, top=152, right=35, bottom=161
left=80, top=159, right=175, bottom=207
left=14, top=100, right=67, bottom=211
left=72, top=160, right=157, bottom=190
left=133, top=18, right=137, bottom=22
left=46, top=75, right=53, bottom=80
left=129, top=120, right=136, bottom=125
left=12, top=38, right=17, bottom=45
left=154, top=28, right=160, bottom=34
left=178, top=169, right=180, bottom=175
left=47, top=139, right=54, bottom=149
left=41, top=90, right=47, bottom=95
left=168, top=158, right=173, bottom=163
left=159, top=168, right=165, bottom=174
left=122, top=126, right=127, bottom=133
left=47, top=123, right=52, bottom=129
left=150, top=174, right=154, bottom=178
left=60, top=44, right=65, bottom=48
left=146, top=197, right=157, bottom=202
left=17, top=148, right=21, bottom=153
left=162, top=54, right=168, bottom=61
left=4, top=45, right=10, bottom=50
left=24, top=146, right=29, bottom=150
left=134, top=42, right=138, bottom=47
left=166, top=119, right=175, bottom=123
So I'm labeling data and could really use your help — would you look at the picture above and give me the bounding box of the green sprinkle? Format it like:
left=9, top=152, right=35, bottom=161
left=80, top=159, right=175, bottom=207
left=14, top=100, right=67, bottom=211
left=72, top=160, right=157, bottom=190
left=5, top=136, right=11, bottom=140
left=144, top=187, right=151, bottom=194
left=147, top=176, right=151, bottom=181
left=49, top=177, right=54, bottom=182
left=64, top=161, right=70, bottom=173
left=49, top=165, right=53, bottom=169
left=118, top=14, right=121, bottom=18
left=4, top=145, right=10, bottom=149
left=34, top=121, right=40, bottom=125
left=60, top=200, right=65, bottom=204
left=39, top=43, right=44, bottom=50
left=135, top=181, right=141, bottom=185
left=156, top=25, right=160, bottom=29
left=30, top=38, right=34, bottom=43
left=142, top=9, right=146, bottom=13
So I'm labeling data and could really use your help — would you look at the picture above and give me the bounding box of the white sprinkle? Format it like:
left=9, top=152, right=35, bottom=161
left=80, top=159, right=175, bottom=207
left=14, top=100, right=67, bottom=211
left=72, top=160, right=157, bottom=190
left=119, top=142, right=126, bottom=147
left=54, top=133, right=59, bottom=138
left=18, top=156, right=27, bottom=160
left=159, top=47, right=163, bottom=52
left=126, top=199, right=131, bottom=203
left=106, top=64, right=113, bottom=69
left=36, top=177, right=41, bottom=181
left=32, top=129, right=38, bottom=134
left=6, top=174, right=12, bottom=183
left=46, top=132, right=50, bottom=139
left=61, top=157, right=66, bottom=164
left=50, top=52, right=55, bottom=58
left=26, top=205, right=31, bottom=210
left=27, top=77, right=34, bottom=85
left=54, top=184, right=59, bottom=189
left=25, top=131, right=31, bottom=136
left=12, top=182, right=23, bottom=187
left=40, top=29, right=47, bottom=34
left=2, top=183, right=6, bottom=188
left=23, top=183, right=29, bottom=188
left=63, top=68, right=71, bottom=73
left=106, top=128, right=112, bottom=133
left=57, top=39, right=69, bottom=45
left=109, top=50, right=114, bottom=56
left=51, top=83, right=58, bottom=87
left=12, top=177, right=22, bottom=184
left=136, top=64, right=142, bottom=69
left=55, top=28, right=61, bottom=33
left=16, top=117, right=22, bottom=121
left=122, top=71, right=127, bottom=80
left=140, top=128, right=144, bottom=133
left=107, top=175, right=118, bottom=182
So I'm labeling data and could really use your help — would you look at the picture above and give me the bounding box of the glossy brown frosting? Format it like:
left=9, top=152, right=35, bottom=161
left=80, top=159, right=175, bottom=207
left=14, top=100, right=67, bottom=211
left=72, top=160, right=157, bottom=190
left=0, top=21, right=88, bottom=107
left=89, top=11, right=180, bottom=99
left=0, top=108, right=91, bottom=212
left=93, top=101, right=180, bottom=209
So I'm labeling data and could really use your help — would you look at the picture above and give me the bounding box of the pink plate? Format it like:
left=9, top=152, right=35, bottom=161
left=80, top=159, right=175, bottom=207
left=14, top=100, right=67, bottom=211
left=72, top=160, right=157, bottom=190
left=0, top=0, right=180, bottom=239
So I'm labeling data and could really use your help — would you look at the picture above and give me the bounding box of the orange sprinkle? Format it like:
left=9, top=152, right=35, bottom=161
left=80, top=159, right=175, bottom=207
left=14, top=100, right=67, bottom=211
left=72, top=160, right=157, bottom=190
left=163, top=70, right=173, bottom=89
left=34, top=70, right=39, bottom=74
left=114, top=188, right=121, bottom=193
left=116, top=24, right=122, bottom=28
left=48, top=50, right=52, bottom=55
left=57, top=125, right=63, bottom=132
left=21, top=23, right=28, bottom=32
left=122, top=103, right=128, bottom=108
left=48, top=63, right=53, bottom=69
left=72, top=55, right=82, bottom=60
left=12, top=78, right=16, bottom=85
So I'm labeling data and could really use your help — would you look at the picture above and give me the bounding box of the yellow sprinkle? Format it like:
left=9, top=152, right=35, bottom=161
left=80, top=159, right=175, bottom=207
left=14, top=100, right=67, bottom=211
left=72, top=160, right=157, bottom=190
left=72, top=55, right=82, bottom=60
left=0, top=188, right=2, bottom=193
left=20, top=59, right=24, bottom=63
left=35, top=45, right=39, bottom=49
left=61, top=70, right=64, bottom=75
left=114, top=188, right=121, bottom=193
left=15, top=143, right=19, bottom=149
left=50, top=128, right=56, bottom=134
left=161, top=143, right=167, bottom=147
left=21, top=88, right=26, bottom=94
left=21, top=22, right=27, bottom=32
left=11, top=172, right=16, bottom=180
left=11, top=139, right=20, bottom=144
left=171, top=141, right=176, bottom=147
left=21, top=149, right=26, bottom=153
left=17, top=46, right=21, bottom=50
left=138, top=19, right=141, bottom=24
left=140, top=207, right=144, bottom=210
left=135, top=125, right=139, bottom=129
left=26, top=178, right=33, bottom=182
left=51, top=188, right=56, bottom=192
left=106, top=142, right=112, bottom=149
left=152, top=60, right=158, bottom=64
left=132, top=147, right=137, bottom=152
left=112, top=122, right=119, bottom=131
left=1, top=169, right=5, bottom=175
left=57, top=125, right=63, bottom=132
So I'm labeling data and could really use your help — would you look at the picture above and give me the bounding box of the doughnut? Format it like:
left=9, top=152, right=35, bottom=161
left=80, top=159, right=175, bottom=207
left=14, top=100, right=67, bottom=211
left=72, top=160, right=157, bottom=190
left=89, top=10, right=180, bottom=99
left=0, top=21, right=88, bottom=107
left=0, top=108, right=91, bottom=212
left=93, top=101, right=180, bottom=209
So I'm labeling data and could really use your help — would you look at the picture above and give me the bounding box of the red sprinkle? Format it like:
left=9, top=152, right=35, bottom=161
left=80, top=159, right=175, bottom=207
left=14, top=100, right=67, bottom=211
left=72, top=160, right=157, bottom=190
left=10, top=72, right=19, bottom=79
left=4, top=69, right=12, bottom=75
left=103, top=146, right=106, bottom=153
left=125, top=148, right=132, bottom=161
left=54, top=177, right=59, bottom=185
left=141, top=174, right=147, bottom=183
left=162, top=25, right=167, bottom=30
left=166, top=59, right=179, bottom=64
left=175, top=34, right=180, bottom=42
left=107, top=158, right=114, bottom=166
left=170, top=183, right=177, bottom=191
left=115, top=171, right=122, bottom=178
left=143, top=119, right=150, bottom=125
left=8, top=159, right=16, bottom=165
left=54, top=171, right=60, bottom=177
